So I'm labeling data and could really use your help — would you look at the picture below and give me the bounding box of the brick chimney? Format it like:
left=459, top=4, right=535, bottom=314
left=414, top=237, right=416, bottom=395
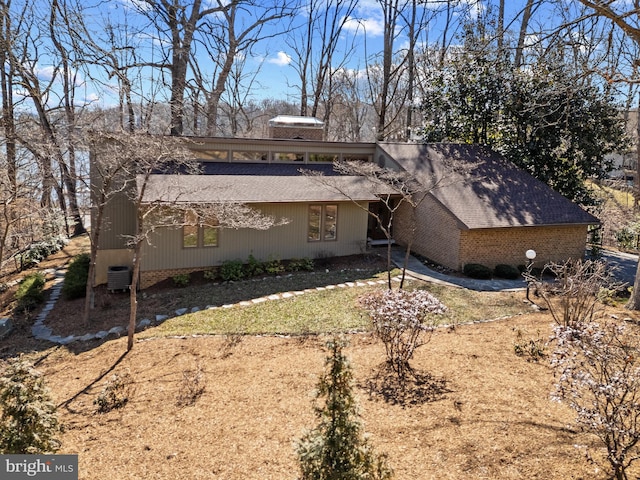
left=268, top=115, right=324, bottom=140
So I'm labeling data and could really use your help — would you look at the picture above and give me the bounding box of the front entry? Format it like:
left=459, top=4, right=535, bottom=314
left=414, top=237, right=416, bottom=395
left=367, top=200, right=394, bottom=241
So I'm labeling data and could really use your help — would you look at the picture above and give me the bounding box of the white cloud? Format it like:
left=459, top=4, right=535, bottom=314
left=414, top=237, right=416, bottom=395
left=35, top=65, right=56, bottom=82
left=343, top=16, right=384, bottom=37
left=117, top=0, right=151, bottom=12
left=267, top=51, right=292, bottom=66
left=13, top=88, right=28, bottom=100
left=83, top=93, right=101, bottom=104
left=333, top=66, right=367, bottom=81
left=353, top=0, right=380, bottom=14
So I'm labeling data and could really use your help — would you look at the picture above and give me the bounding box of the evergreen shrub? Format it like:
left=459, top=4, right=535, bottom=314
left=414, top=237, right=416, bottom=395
left=463, top=263, right=492, bottom=279
left=62, top=253, right=90, bottom=299
left=493, top=264, right=521, bottom=280
left=15, top=273, right=46, bottom=312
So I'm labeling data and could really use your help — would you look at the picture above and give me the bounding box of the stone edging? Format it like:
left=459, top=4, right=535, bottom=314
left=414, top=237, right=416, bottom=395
left=31, top=272, right=400, bottom=345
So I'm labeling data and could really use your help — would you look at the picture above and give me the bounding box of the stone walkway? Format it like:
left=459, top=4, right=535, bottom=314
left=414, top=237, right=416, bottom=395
left=31, top=271, right=399, bottom=345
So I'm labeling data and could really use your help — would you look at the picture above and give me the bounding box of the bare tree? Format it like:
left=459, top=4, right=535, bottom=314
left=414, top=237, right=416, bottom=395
left=2, top=0, right=88, bottom=236
left=366, top=0, right=438, bottom=141
left=47, top=0, right=87, bottom=236
left=0, top=0, right=16, bottom=194
left=87, top=132, right=200, bottom=349
left=197, top=0, right=293, bottom=136
left=288, top=0, right=358, bottom=130
left=569, top=3, right=640, bottom=309
left=328, top=68, right=373, bottom=141
left=370, top=0, right=405, bottom=141
left=89, top=131, right=285, bottom=350
left=189, top=28, right=271, bottom=138
left=0, top=153, right=41, bottom=270
left=83, top=131, right=140, bottom=325
left=514, top=0, right=538, bottom=68
left=130, top=0, right=227, bottom=136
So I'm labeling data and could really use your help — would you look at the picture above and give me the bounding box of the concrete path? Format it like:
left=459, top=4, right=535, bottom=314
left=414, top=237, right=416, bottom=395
left=390, top=247, right=639, bottom=292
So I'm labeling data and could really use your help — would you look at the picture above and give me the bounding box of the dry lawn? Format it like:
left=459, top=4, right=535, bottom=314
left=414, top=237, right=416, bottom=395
left=27, top=310, right=638, bottom=480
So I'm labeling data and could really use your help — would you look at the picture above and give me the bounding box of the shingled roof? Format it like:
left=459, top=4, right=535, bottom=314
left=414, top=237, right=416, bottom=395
left=139, top=162, right=381, bottom=204
left=378, top=143, right=600, bottom=229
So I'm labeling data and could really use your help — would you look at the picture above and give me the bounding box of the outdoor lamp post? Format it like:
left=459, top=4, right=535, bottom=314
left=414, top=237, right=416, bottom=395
left=525, top=249, right=536, bottom=302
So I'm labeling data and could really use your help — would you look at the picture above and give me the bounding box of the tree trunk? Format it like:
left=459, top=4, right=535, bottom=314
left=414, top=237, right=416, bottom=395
left=404, top=0, right=416, bottom=141
left=169, top=56, right=188, bottom=136
left=374, top=0, right=396, bottom=141
left=636, top=100, right=640, bottom=209
left=400, top=208, right=417, bottom=289
left=83, top=188, right=108, bottom=325
left=50, top=0, right=85, bottom=236
left=0, top=0, right=16, bottom=193
left=626, top=260, right=640, bottom=310
left=515, top=0, right=534, bottom=68
left=127, top=246, right=140, bottom=352
left=627, top=106, right=640, bottom=310
left=59, top=151, right=85, bottom=236
left=206, top=34, right=237, bottom=137
left=497, top=0, right=505, bottom=51
left=167, top=0, right=203, bottom=136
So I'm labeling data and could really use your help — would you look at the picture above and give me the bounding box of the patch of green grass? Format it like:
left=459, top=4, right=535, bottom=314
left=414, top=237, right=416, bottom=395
left=141, top=275, right=528, bottom=338
left=422, top=284, right=528, bottom=326
left=148, top=286, right=375, bottom=337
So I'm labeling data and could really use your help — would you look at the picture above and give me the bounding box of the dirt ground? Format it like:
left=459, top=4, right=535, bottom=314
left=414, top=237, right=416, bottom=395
left=3, top=235, right=639, bottom=479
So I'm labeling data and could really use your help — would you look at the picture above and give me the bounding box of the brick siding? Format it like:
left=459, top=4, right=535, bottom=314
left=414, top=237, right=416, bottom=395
left=394, top=197, right=589, bottom=271
left=394, top=198, right=462, bottom=268
left=458, top=225, right=589, bottom=270
left=269, top=126, right=323, bottom=140
left=140, top=266, right=217, bottom=290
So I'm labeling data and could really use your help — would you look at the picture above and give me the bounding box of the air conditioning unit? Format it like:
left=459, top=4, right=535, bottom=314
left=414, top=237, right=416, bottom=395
left=107, top=266, right=131, bottom=292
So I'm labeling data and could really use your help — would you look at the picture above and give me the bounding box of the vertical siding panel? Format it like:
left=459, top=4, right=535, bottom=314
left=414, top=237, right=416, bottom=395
left=98, top=189, right=137, bottom=250
left=140, top=202, right=369, bottom=272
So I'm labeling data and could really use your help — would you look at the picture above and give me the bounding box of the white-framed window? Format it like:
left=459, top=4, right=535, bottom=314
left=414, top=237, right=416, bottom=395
left=308, top=204, right=337, bottom=242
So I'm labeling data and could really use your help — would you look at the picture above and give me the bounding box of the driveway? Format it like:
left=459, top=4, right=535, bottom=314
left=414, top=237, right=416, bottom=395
left=601, top=249, right=638, bottom=287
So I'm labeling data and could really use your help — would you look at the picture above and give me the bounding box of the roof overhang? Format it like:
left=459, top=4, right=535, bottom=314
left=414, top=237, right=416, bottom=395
left=138, top=174, right=383, bottom=204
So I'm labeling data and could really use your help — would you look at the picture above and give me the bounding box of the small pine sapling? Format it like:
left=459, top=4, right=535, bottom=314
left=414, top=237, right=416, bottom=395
left=296, top=338, right=393, bottom=480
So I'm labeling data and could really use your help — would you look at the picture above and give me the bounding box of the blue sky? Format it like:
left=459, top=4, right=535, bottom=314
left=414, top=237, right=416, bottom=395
left=15, top=0, right=589, bottom=110
left=90, top=1, right=524, bottom=104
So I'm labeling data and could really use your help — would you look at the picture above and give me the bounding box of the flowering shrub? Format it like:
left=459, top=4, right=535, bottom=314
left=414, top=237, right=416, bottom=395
left=360, top=289, right=446, bottom=382
left=551, top=320, right=640, bottom=480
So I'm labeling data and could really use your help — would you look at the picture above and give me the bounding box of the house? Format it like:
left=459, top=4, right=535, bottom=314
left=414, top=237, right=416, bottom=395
left=380, top=143, right=599, bottom=271
left=607, top=108, right=638, bottom=185
left=93, top=127, right=599, bottom=289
